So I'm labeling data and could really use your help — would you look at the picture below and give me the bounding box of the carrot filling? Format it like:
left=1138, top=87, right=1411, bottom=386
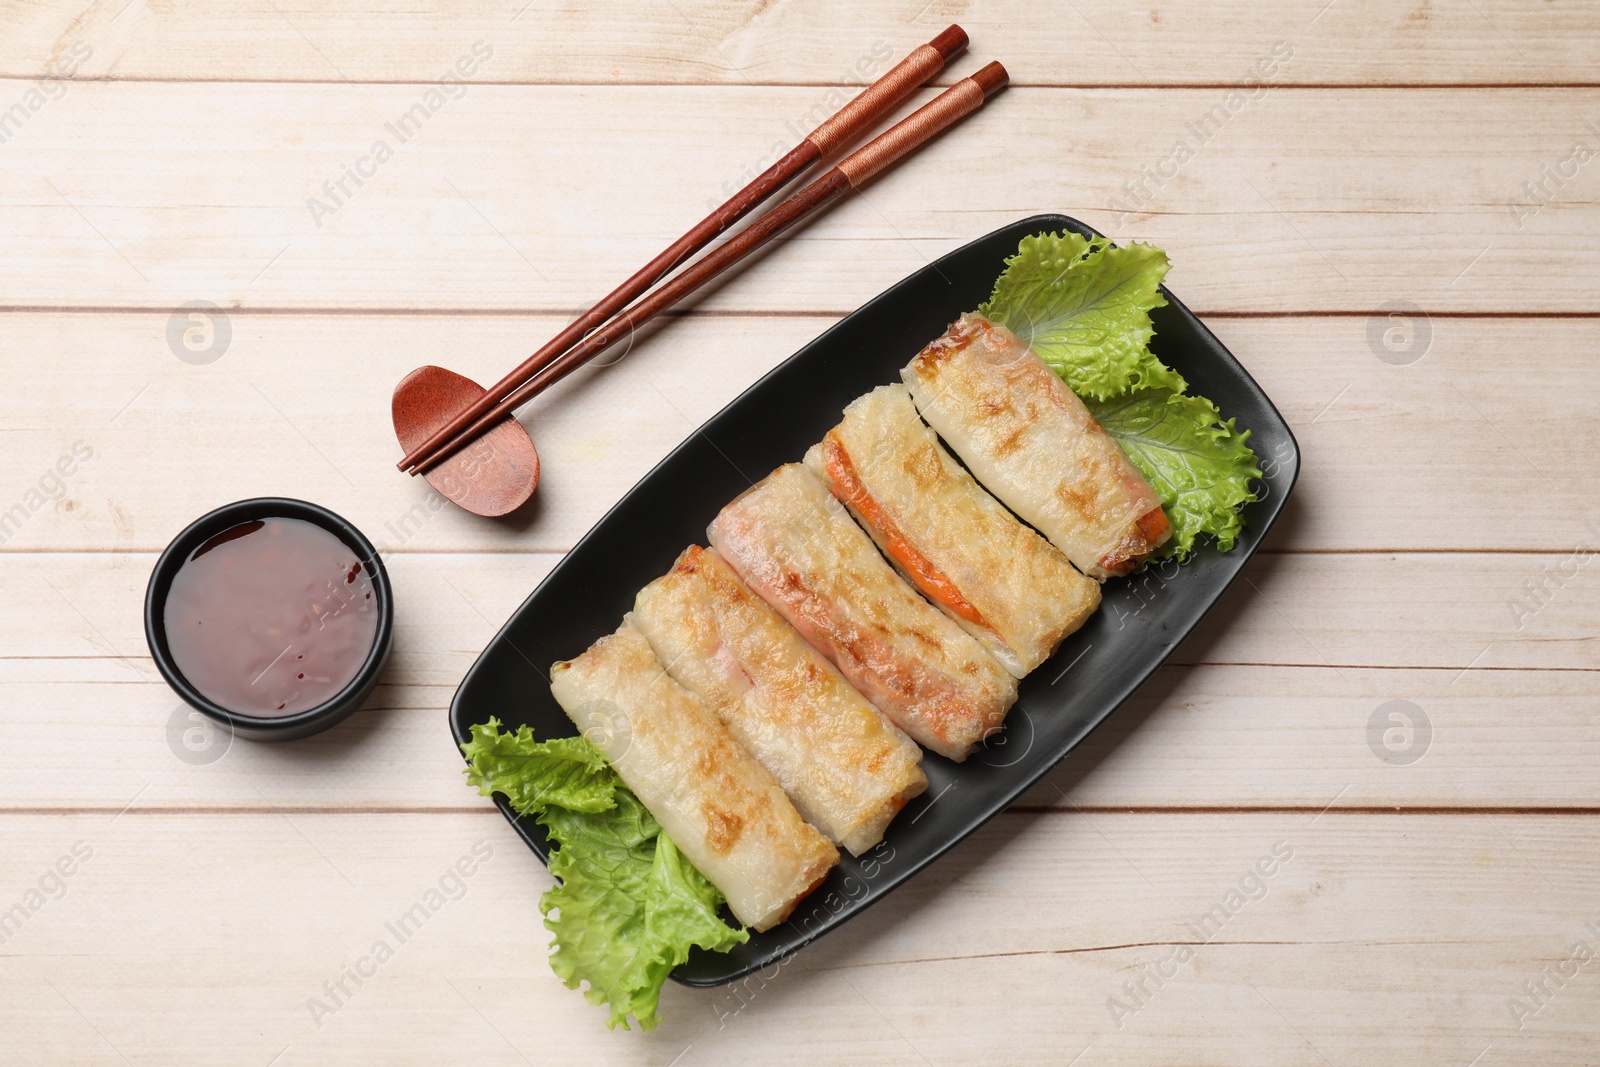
left=1135, top=506, right=1171, bottom=546
left=820, top=435, right=988, bottom=628
left=1098, top=507, right=1172, bottom=574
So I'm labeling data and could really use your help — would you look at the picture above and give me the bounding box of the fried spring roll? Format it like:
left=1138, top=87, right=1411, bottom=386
left=804, top=384, right=1101, bottom=677
left=902, top=313, right=1171, bottom=579
left=707, top=463, right=1017, bottom=762
left=634, top=545, right=928, bottom=855
left=549, top=619, right=838, bottom=931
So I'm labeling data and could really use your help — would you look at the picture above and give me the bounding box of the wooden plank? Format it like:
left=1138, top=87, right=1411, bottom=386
left=1, top=3, right=1585, bottom=1063
left=2, top=548, right=1593, bottom=810
left=0, top=85, right=1595, bottom=313
left=0, top=312, right=829, bottom=556
left=4, top=663, right=1594, bottom=812
left=0, top=811, right=1595, bottom=1063
left=9, top=546, right=1594, bottom=682
left=1, top=312, right=1597, bottom=554
left=1, top=1, right=1594, bottom=86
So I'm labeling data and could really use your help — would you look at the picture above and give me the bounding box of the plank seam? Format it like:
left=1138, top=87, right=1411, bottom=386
left=4, top=547, right=1597, bottom=557
left=7, top=805, right=1598, bottom=816
left=2, top=76, right=1597, bottom=90
left=4, top=307, right=1600, bottom=319
left=806, top=937, right=1494, bottom=973
left=8, top=663, right=1597, bottom=675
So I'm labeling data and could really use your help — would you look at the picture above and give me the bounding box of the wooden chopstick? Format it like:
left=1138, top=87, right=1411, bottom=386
left=411, top=62, right=1009, bottom=476
left=397, top=25, right=970, bottom=475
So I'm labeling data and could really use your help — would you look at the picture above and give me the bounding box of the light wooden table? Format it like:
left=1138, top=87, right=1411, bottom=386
left=3, top=2, right=1596, bottom=1063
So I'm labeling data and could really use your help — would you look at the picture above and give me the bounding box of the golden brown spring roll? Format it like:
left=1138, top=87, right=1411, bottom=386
left=903, top=313, right=1171, bottom=579
left=804, top=384, right=1100, bottom=677
left=707, top=463, right=1017, bottom=762
left=549, top=619, right=838, bottom=931
left=634, top=545, right=928, bottom=855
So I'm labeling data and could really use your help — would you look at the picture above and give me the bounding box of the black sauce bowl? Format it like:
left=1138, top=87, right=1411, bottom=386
left=145, top=497, right=394, bottom=741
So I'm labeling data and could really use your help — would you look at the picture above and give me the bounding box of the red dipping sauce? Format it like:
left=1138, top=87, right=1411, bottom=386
left=163, top=517, right=380, bottom=716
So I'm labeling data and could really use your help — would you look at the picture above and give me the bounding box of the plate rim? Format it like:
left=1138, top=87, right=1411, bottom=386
left=447, top=212, right=1301, bottom=988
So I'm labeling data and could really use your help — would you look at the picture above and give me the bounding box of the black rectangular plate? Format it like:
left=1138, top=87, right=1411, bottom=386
left=448, top=214, right=1299, bottom=988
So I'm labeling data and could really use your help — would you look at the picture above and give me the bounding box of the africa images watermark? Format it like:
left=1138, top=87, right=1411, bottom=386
left=1108, top=41, right=1294, bottom=228
left=1366, top=300, right=1432, bottom=366
left=0, top=440, right=95, bottom=547
left=167, top=704, right=233, bottom=766
left=1505, top=122, right=1600, bottom=230
left=1367, top=699, right=1431, bottom=767
left=1506, top=919, right=1600, bottom=1030
left=166, top=300, right=233, bottom=365
left=703, top=40, right=895, bottom=212
left=1505, top=518, right=1600, bottom=631
left=1104, top=431, right=1292, bottom=633
left=306, top=840, right=495, bottom=1029
left=378, top=437, right=516, bottom=550
left=306, top=41, right=494, bottom=228
left=380, top=488, right=449, bottom=549
left=0, top=842, right=95, bottom=947
left=1104, top=553, right=1184, bottom=631
left=711, top=838, right=898, bottom=1028
left=1106, top=840, right=1295, bottom=1029
left=0, top=41, right=92, bottom=148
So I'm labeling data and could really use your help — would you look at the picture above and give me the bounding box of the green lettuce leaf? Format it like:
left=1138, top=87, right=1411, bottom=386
left=1088, top=390, right=1262, bottom=559
left=462, top=719, right=748, bottom=1031
left=462, top=718, right=617, bottom=814
left=978, top=231, right=1186, bottom=401
left=540, top=794, right=746, bottom=1030
left=976, top=231, right=1261, bottom=559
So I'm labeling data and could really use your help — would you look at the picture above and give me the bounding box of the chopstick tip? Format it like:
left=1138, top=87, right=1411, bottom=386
left=931, top=25, right=969, bottom=60
left=972, top=61, right=1009, bottom=99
